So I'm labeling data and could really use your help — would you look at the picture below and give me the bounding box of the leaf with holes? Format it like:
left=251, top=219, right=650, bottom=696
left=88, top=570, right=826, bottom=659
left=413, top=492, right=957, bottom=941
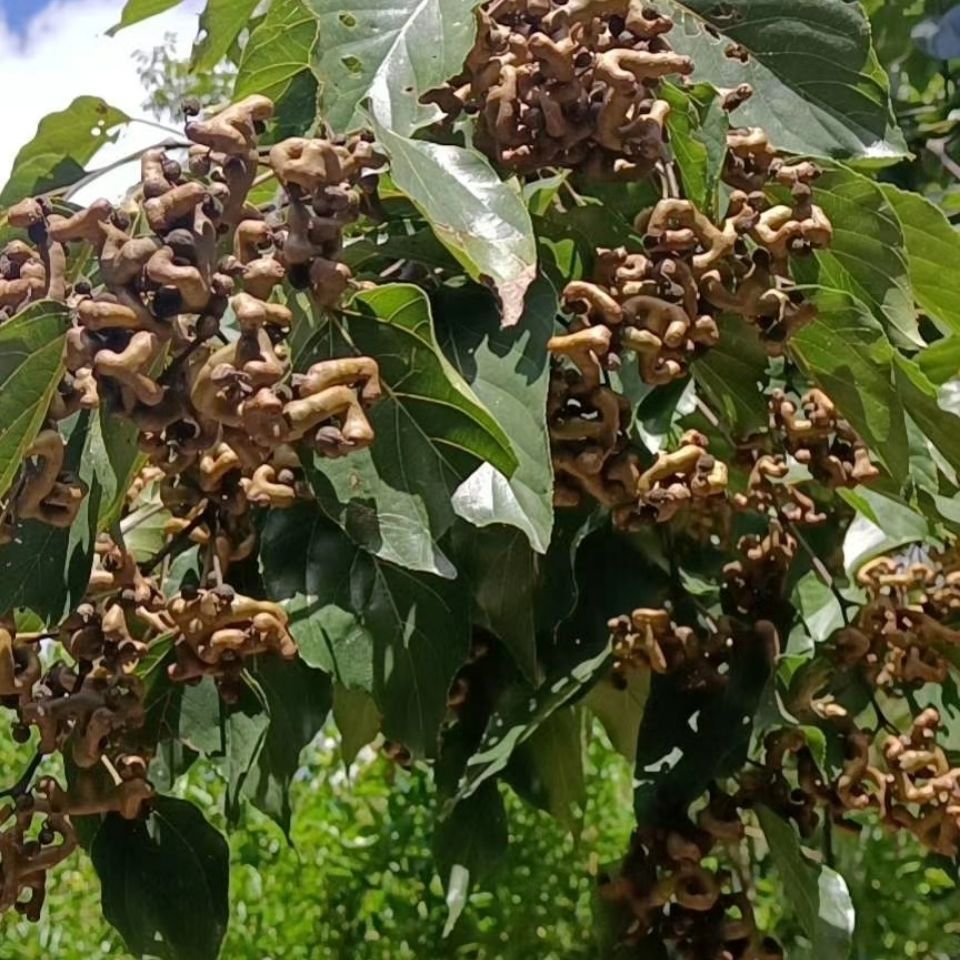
left=260, top=504, right=469, bottom=757
left=296, top=284, right=517, bottom=578
left=307, top=0, right=478, bottom=136
left=0, top=98, right=129, bottom=206
left=662, top=0, right=905, bottom=161
left=373, top=123, right=537, bottom=327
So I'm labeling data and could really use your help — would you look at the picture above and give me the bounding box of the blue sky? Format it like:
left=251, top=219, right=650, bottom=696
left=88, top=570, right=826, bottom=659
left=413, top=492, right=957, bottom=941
left=1, top=0, right=55, bottom=31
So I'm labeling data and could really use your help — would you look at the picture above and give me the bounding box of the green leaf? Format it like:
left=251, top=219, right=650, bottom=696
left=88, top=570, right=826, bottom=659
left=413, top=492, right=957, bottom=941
left=91, top=797, right=229, bottom=960
left=634, top=624, right=774, bottom=827
left=242, top=657, right=332, bottom=833
left=107, top=0, right=184, bottom=34
left=233, top=0, right=319, bottom=138
left=662, top=0, right=906, bottom=161
left=0, top=300, right=70, bottom=499
left=917, top=336, right=960, bottom=386
left=757, top=806, right=855, bottom=957
left=192, top=0, right=261, bottom=72
left=448, top=521, right=540, bottom=683
left=298, top=284, right=517, bottom=577
left=584, top=670, right=651, bottom=763
left=504, top=707, right=585, bottom=832
left=434, top=780, right=508, bottom=936
left=691, top=313, right=769, bottom=438
left=793, top=572, right=844, bottom=645
left=332, top=683, right=381, bottom=765
left=790, top=167, right=917, bottom=346
left=790, top=289, right=908, bottom=482
left=454, top=645, right=611, bottom=804
left=0, top=98, right=130, bottom=206
left=662, top=82, right=728, bottom=216
left=0, top=412, right=98, bottom=623
left=88, top=407, right=145, bottom=531
left=880, top=184, right=960, bottom=336
left=840, top=486, right=931, bottom=576
left=439, top=278, right=557, bottom=553
left=224, top=688, right=271, bottom=824
left=371, top=122, right=537, bottom=328
left=178, top=677, right=223, bottom=756
left=261, top=505, right=469, bottom=757
left=893, top=353, right=960, bottom=478
left=307, top=0, right=478, bottom=136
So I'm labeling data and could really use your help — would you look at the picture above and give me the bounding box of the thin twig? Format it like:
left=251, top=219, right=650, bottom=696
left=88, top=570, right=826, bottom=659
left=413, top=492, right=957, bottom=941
left=62, top=139, right=191, bottom=201
left=0, top=750, right=43, bottom=799
left=140, top=511, right=207, bottom=574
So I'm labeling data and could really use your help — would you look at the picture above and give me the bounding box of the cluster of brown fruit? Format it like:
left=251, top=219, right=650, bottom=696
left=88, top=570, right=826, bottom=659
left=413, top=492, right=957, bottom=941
left=432, top=0, right=693, bottom=178
left=546, top=149, right=832, bottom=520
left=0, top=94, right=388, bottom=920
left=601, top=812, right=784, bottom=960
left=1, top=94, right=382, bottom=556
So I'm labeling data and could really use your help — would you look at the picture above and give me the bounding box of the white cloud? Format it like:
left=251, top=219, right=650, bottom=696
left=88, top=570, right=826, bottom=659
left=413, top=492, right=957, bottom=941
left=0, top=0, right=205, bottom=203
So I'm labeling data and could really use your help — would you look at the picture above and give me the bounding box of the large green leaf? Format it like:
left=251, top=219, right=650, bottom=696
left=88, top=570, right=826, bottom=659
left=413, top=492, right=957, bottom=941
left=88, top=407, right=145, bottom=531
left=0, top=99, right=130, bottom=207
left=107, top=0, right=184, bottom=34
left=893, top=353, right=960, bottom=478
left=448, top=521, right=540, bottom=683
left=839, top=486, right=931, bottom=575
left=372, top=122, right=537, bottom=328
left=91, top=797, right=229, bottom=960
left=691, top=313, right=769, bottom=438
left=192, top=0, right=262, bottom=71
left=880, top=184, right=960, bottom=336
left=297, top=285, right=516, bottom=577
left=504, top=707, right=585, bottom=832
left=307, top=0, right=477, bottom=136
left=757, top=806, right=855, bottom=957
left=439, top=278, right=556, bottom=553
left=260, top=504, right=469, bottom=757
left=790, top=289, right=908, bottom=482
left=0, top=300, right=70, bottom=499
left=790, top=168, right=917, bottom=346
left=233, top=0, right=319, bottom=138
left=662, top=82, right=728, bottom=217
left=454, top=645, right=611, bottom=804
left=332, top=683, right=382, bottom=764
left=242, top=657, right=333, bottom=833
left=434, top=780, right=508, bottom=937
left=584, top=670, right=651, bottom=763
left=662, top=0, right=905, bottom=160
